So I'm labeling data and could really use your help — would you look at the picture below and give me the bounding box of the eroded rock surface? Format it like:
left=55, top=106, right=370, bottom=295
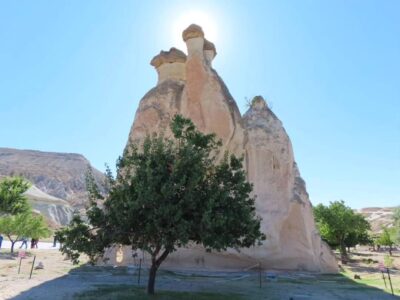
left=121, top=24, right=337, bottom=272
left=25, top=185, right=74, bottom=227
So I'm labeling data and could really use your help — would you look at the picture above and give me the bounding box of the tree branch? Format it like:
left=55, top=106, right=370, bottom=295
left=155, top=249, right=170, bottom=268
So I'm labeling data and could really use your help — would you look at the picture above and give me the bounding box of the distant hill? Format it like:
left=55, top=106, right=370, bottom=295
left=358, top=207, right=397, bottom=234
left=0, top=147, right=106, bottom=226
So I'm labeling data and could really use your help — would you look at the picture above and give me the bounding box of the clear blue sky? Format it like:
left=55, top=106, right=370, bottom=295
left=1, top=1, right=399, bottom=209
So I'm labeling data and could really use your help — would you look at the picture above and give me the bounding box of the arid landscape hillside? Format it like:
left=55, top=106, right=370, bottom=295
left=25, top=185, right=74, bottom=227
left=0, top=147, right=105, bottom=226
left=358, top=207, right=397, bottom=234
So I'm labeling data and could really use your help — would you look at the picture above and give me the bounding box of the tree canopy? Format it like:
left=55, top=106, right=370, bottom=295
left=57, top=115, right=265, bottom=294
left=344, top=231, right=372, bottom=252
left=0, top=213, right=50, bottom=253
left=0, top=176, right=51, bottom=253
left=377, top=227, right=396, bottom=256
left=0, top=177, right=31, bottom=215
left=314, top=200, right=370, bottom=263
left=393, top=207, right=400, bottom=227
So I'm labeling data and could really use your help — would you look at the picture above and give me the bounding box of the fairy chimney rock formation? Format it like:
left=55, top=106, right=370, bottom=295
left=121, top=24, right=338, bottom=272
left=150, top=48, right=187, bottom=84
left=182, top=24, right=205, bottom=54
left=203, top=39, right=217, bottom=66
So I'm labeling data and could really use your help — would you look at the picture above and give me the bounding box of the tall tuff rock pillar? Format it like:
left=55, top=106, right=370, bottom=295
left=243, top=96, right=337, bottom=272
left=125, top=48, right=187, bottom=145
left=243, top=96, right=294, bottom=259
left=181, top=24, right=244, bottom=155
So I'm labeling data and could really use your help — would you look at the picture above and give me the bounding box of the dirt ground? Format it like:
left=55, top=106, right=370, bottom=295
left=0, top=247, right=399, bottom=300
left=0, top=249, right=89, bottom=300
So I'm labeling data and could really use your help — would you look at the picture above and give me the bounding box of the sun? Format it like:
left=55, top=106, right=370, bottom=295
left=172, top=10, right=218, bottom=51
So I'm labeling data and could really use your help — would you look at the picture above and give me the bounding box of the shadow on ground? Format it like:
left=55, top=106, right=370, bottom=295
left=0, top=252, right=15, bottom=261
left=10, top=264, right=400, bottom=300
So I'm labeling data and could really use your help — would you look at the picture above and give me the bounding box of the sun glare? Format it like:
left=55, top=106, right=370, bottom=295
left=172, top=10, right=218, bottom=52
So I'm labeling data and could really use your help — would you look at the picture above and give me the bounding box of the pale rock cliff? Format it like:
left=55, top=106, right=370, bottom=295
left=25, top=185, right=74, bottom=227
left=119, top=25, right=337, bottom=272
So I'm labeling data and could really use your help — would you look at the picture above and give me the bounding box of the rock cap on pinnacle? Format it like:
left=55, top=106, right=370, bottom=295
left=182, top=24, right=204, bottom=41
left=204, top=38, right=217, bottom=55
left=251, top=96, right=268, bottom=110
left=150, top=48, right=187, bottom=68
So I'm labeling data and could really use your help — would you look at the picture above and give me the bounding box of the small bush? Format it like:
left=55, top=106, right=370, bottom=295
left=362, top=258, right=378, bottom=265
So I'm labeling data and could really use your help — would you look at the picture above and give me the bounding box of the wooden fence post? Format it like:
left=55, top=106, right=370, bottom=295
left=386, top=268, right=394, bottom=296
left=18, top=257, right=22, bottom=274
left=29, top=256, right=36, bottom=279
left=381, top=271, right=387, bottom=289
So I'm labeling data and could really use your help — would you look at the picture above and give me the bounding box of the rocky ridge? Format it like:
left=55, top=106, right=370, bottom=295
left=0, top=147, right=105, bottom=226
left=358, top=207, right=397, bottom=234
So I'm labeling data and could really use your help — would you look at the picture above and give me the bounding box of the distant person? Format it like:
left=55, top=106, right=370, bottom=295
left=31, top=238, right=38, bottom=249
left=0, top=234, right=3, bottom=249
left=20, top=237, right=28, bottom=249
left=52, top=235, right=57, bottom=247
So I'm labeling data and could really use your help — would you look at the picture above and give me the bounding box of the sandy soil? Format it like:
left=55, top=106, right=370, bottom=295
left=0, top=248, right=87, bottom=300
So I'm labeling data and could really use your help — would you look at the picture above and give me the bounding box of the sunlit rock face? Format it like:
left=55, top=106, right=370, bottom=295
left=121, top=24, right=337, bottom=272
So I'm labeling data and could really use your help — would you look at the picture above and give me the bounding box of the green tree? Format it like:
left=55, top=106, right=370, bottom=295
left=377, top=227, right=396, bottom=256
left=368, top=233, right=380, bottom=251
left=344, top=231, right=372, bottom=253
left=394, top=207, right=400, bottom=226
left=314, top=200, right=370, bottom=263
left=0, top=213, right=51, bottom=253
left=57, top=115, right=265, bottom=295
left=0, top=177, right=31, bottom=215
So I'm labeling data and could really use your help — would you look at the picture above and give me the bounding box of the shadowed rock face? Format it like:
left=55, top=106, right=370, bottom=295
left=120, top=24, right=338, bottom=272
left=0, top=147, right=105, bottom=226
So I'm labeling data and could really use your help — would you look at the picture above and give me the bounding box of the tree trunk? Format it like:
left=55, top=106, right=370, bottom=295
left=147, top=263, right=158, bottom=295
left=389, top=245, right=392, bottom=256
left=347, top=246, right=350, bottom=253
left=340, top=242, right=348, bottom=264
left=146, top=249, right=170, bottom=295
left=11, top=240, right=15, bottom=254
